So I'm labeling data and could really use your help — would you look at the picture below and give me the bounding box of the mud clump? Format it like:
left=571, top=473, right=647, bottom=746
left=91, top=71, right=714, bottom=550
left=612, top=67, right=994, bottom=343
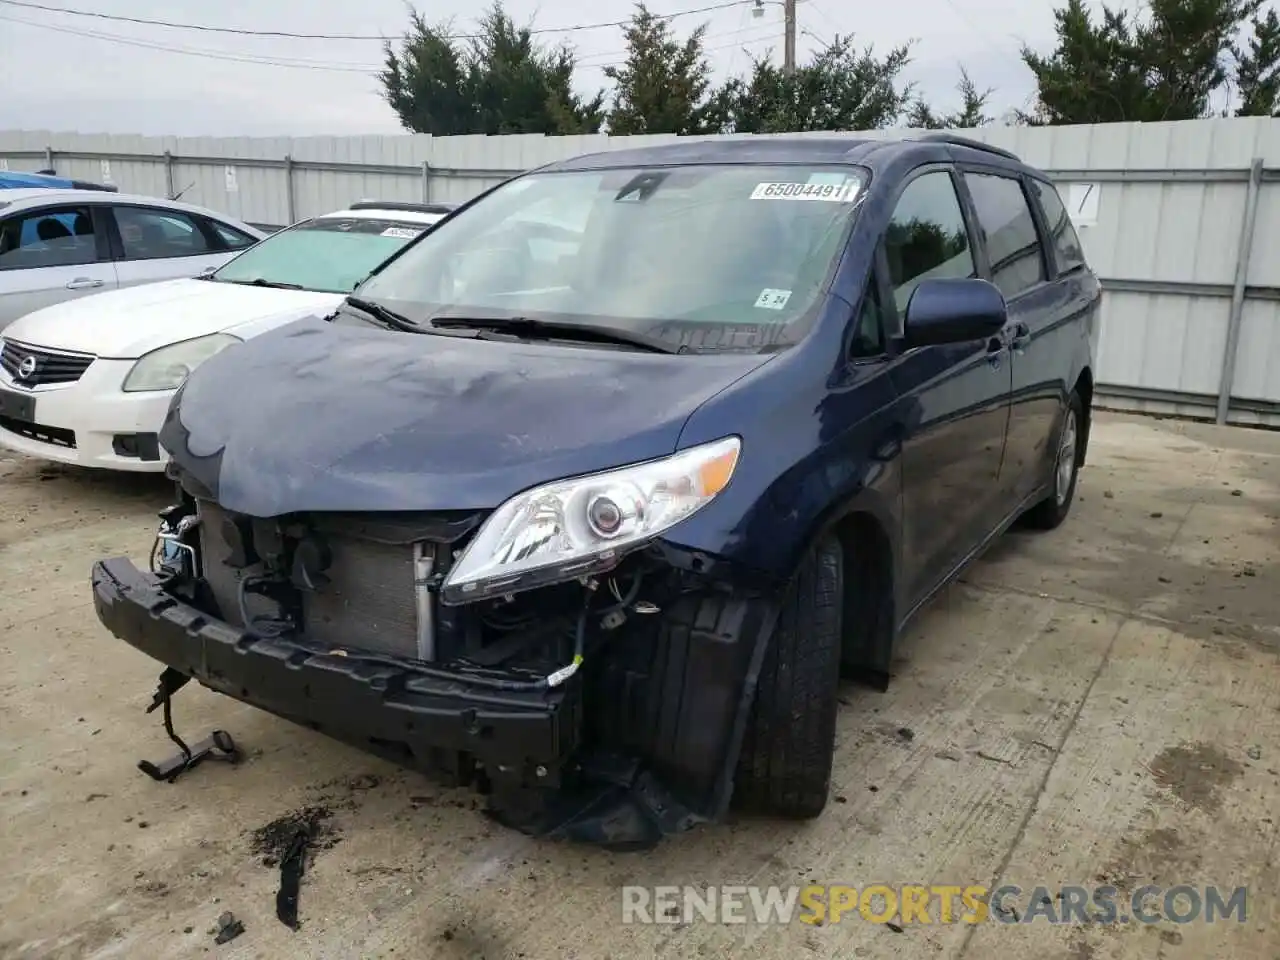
left=248, top=806, right=341, bottom=867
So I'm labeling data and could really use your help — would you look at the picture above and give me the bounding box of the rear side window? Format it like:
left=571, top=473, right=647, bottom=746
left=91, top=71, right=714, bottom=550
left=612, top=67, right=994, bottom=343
left=1030, top=179, right=1086, bottom=275
left=884, top=171, right=976, bottom=313
left=963, top=173, right=1046, bottom=300
left=113, top=206, right=213, bottom=260
left=210, top=220, right=258, bottom=250
left=0, top=205, right=99, bottom=270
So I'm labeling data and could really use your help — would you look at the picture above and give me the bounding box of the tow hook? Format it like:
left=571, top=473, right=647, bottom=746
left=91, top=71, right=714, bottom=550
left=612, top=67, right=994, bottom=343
left=136, top=667, right=241, bottom=782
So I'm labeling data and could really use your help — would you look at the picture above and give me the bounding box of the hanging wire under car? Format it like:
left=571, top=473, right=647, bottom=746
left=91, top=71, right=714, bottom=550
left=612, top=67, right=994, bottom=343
left=236, top=574, right=297, bottom=639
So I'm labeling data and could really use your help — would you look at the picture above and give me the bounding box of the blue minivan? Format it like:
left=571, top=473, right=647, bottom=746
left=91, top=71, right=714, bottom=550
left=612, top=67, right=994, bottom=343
left=92, top=134, right=1100, bottom=847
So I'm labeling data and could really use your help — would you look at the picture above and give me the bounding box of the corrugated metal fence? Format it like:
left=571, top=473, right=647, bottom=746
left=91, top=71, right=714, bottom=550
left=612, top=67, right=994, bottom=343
left=3, top=119, right=1280, bottom=426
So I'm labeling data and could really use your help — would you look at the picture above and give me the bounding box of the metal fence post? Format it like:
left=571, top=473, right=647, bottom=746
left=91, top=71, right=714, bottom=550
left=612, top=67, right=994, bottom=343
left=284, top=154, right=296, bottom=224
left=421, top=161, right=432, bottom=202
left=1216, top=156, right=1265, bottom=425
left=163, top=150, right=175, bottom=199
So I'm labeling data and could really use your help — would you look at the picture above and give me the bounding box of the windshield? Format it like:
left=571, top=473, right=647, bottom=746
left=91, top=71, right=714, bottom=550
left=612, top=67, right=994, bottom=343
left=213, top=216, right=438, bottom=293
left=356, top=164, right=866, bottom=353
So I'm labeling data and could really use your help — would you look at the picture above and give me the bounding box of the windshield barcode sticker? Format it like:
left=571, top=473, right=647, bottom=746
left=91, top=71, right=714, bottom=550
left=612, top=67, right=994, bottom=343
left=750, top=181, right=859, bottom=202
left=381, top=226, right=422, bottom=239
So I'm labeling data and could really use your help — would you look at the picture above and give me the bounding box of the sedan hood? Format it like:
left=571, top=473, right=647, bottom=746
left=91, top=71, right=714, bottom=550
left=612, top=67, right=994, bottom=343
left=163, top=317, right=770, bottom=516
left=2, top=279, right=344, bottom=358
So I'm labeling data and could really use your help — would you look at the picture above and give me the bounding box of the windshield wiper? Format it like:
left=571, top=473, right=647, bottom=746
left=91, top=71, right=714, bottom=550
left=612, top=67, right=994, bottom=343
left=430, top=315, right=684, bottom=354
left=222, top=277, right=304, bottom=290
left=343, top=295, right=421, bottom=332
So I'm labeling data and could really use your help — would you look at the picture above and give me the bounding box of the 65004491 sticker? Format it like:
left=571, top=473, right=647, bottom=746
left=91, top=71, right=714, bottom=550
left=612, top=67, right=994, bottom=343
left=750, top=181, right=860, bottom=202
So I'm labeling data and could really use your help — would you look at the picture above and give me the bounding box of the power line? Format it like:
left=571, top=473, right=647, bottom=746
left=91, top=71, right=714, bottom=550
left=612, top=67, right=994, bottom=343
left=2, top=8, right=783, bottom=74
left=0, top=13, right=384, bottom=71
left=0, top=0, right=755, bottom=41
left=724, top=0, right=755, bottom=76
left=803, top=0, right=842, bottom=43
left=578, top=21, right=781, bottom=65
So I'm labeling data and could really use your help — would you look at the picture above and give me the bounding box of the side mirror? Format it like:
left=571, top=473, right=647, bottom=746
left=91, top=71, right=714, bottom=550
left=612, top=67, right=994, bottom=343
left=197, top=265, right=217, bottom=278
left=904, top=278, right=1007, bottom=348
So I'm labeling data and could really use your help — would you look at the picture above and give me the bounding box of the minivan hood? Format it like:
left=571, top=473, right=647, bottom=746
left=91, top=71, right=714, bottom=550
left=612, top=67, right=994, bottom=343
left=163, top=317, right=771, bottom=516
left=2, top=279, right=344, bottom=358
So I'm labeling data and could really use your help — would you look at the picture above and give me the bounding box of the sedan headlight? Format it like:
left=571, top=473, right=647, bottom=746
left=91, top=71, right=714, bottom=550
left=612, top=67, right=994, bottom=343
left=122, top=333, right=241, bottom=393
left=441, top=436, right=741, bottom=605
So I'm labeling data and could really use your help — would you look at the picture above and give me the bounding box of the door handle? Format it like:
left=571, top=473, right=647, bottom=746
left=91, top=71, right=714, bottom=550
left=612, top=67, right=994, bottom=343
left=1010, top=322, right=1031, bottom=354
left=66, top=277, right=104, bottom=290
left=986, top=336, right=1005, bottom=367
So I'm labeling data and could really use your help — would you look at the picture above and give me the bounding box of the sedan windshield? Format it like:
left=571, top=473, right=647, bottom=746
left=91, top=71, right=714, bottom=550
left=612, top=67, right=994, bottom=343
left=213, top=217, right=437, bottom=293
left=356, top=164, right=867, bottom=353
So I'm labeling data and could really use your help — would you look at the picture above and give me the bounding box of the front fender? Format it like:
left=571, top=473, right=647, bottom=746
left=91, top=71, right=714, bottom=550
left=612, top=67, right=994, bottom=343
left=666, top=344, right=903, bottom=590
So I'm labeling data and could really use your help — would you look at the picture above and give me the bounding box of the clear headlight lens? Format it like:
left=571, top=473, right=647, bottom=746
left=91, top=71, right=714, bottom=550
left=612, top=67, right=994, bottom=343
left=441, top=436, right=741, bottom=604
left=122, top=333, right=241, bottom=393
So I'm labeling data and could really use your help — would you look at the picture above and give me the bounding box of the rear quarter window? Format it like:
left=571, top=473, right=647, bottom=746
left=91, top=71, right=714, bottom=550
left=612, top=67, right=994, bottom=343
left=1030, top=179, right=1087, bottom=276
left=210, top=220, right=259, bottom=250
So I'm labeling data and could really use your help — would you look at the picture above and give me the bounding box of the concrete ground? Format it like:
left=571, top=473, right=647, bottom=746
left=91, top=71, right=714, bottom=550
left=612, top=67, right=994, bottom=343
left=1, top=411, right=1278, bottom=960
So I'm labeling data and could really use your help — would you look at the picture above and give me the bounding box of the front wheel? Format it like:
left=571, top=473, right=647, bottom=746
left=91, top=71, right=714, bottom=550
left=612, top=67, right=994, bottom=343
left=734, top=535, right=844, bottom=819
left=1023, top=390, right=1084, bottom=530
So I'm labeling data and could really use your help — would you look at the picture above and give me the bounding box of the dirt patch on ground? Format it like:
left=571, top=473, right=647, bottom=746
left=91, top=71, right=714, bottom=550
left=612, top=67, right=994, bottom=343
left=1148, top=741, right=1244, bottom=813
left=1097, top=825, right=1201, bottom=892
left=248, top=805, right=342, bottom=868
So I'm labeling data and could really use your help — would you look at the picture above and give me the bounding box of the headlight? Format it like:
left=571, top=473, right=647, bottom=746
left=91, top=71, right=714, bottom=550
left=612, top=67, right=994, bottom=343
left=122, top=333, right=241, bottom=392
left=441, top=436, right=741, bottom=604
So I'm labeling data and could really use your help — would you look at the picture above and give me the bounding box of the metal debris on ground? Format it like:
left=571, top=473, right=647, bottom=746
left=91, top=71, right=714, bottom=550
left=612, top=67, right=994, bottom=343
left=249, top=805, right=340, bottom=930
left=136, top=667, right=240, bottom=782
left=212, top=910, right=244, bottom=944
left=275, top=825, right=310, bottom=930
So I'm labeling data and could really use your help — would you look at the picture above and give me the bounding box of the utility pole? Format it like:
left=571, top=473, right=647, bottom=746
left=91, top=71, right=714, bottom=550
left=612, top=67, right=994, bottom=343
left=783, top=0, right=796, bottom=74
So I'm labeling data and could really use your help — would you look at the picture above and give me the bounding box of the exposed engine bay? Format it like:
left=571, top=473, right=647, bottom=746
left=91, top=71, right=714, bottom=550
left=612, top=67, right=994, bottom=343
left=124, top=487, right=777, bottom=849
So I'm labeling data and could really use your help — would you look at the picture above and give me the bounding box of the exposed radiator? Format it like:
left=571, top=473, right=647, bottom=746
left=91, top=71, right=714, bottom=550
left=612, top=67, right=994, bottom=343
left=197, top=501, right=420, bottom=658
left=304, top=535, right=417, bottom=656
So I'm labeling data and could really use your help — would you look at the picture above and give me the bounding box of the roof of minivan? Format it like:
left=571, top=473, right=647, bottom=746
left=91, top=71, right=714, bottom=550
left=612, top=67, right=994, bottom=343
left=536, top=135, right=1033, bottom=176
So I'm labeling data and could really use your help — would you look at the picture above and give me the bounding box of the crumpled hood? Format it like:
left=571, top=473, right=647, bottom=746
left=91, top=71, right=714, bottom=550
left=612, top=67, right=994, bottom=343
left=163, top=317, right=770, bottom=516
left=2, top=278, right=344, bottom=358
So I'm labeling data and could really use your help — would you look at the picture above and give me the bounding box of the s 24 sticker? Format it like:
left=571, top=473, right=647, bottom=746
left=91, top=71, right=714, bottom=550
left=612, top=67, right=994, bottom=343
left=754, top=288, right=792, bottom=310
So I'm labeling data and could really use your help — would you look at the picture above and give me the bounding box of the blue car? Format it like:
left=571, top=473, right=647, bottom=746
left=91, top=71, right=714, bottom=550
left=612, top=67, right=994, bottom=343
left=0, top=170, right=118, bottom=192
left=91, top=134, right=1099, bottom=846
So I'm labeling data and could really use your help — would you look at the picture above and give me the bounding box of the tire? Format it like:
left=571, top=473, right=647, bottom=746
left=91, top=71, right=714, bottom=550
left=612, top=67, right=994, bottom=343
left=735, top=534, right=844, bottom=819
left=1023, top=390, right=1084, bottom=531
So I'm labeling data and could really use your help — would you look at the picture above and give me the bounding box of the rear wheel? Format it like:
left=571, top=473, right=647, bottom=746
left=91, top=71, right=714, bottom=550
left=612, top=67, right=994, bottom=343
left=734, top=535, right=843, bottom=819
left=1024, top=390, right=1084, bottom=530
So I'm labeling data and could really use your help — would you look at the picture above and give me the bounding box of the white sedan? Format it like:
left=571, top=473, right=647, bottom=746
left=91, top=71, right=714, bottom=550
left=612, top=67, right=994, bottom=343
left=0, top=188, right=266, bottom=330
left=0, top=201, right=454, bottom=471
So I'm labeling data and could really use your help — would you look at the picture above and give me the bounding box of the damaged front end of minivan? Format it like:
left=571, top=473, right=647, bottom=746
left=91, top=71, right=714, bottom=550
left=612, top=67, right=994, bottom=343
left=93, top=396, right=780, bottom=850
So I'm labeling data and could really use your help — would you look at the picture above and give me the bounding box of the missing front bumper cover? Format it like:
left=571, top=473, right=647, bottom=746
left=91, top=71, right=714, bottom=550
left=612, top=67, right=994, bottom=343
left=94, top=557, right=579, bottom=781
left=93, top=552, right=771, bottom=849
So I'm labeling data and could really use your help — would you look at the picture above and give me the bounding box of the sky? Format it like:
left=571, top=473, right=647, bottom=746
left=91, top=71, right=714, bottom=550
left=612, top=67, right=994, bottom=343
left=0, top=0, right=1078, bottom=137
